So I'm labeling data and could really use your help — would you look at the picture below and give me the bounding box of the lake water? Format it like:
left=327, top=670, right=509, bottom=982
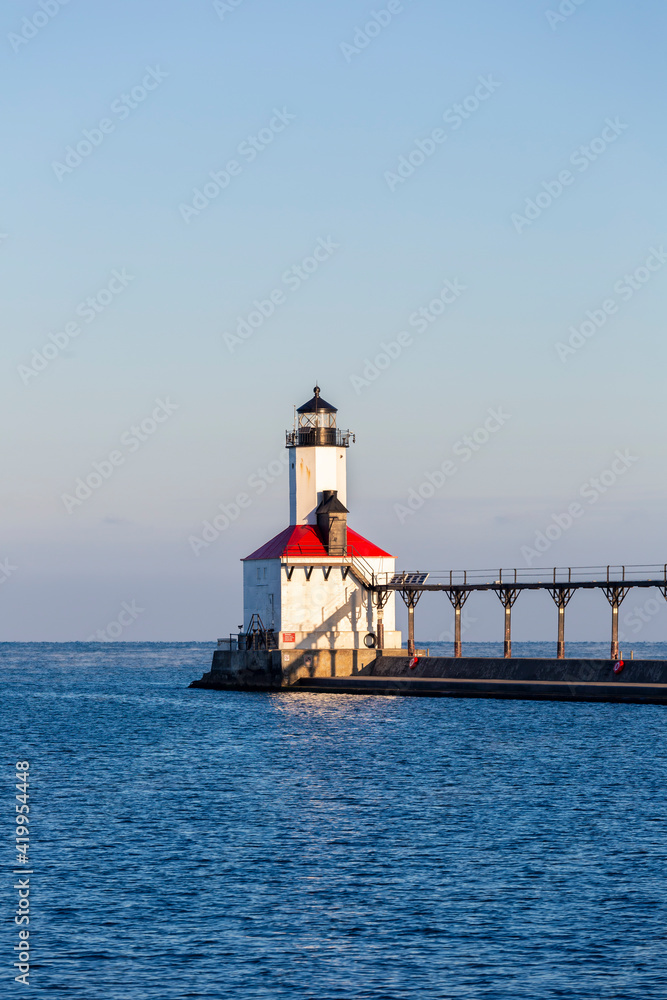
left=4, top=641, right=667, bottom=998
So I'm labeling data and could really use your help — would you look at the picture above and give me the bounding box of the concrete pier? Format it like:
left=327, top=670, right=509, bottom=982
left=190, top=647, right=404, bottom=691
left=190, top=650, right=667, bottom=704
left=294, top=655, right=667, bottom=703
left=292, top=674, right=667, bottom=703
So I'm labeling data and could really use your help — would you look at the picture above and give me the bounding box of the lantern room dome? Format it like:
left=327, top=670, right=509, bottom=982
left=296, top=385, right=337, bottom=414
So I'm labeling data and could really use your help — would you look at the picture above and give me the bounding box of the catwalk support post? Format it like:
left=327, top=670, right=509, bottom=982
left=494, top=587, right=519, bottom=659
left=445, top=589, right=470, bottom=658
left=374, top=590, right=391, bottom=651
left=547, top=587, right=574, bottom=659
left=400, top=588, right=423, bottom=658
left=604, top=584, right=629, bottom=660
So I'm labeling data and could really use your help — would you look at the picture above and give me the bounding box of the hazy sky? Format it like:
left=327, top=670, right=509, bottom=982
left=3, top=0, right=667, bottom=643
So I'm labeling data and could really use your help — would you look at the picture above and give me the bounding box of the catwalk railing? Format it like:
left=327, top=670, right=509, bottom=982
left=374, top=564, right=667, bottom=589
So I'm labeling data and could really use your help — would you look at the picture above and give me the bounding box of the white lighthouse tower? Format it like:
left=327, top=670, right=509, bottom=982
left=242, top=387, right=401, bottom=651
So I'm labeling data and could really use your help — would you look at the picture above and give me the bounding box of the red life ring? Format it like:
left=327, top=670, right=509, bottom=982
left=613, top=660, right=625, bottom=674
left=409, top=655, right=419, bottom=670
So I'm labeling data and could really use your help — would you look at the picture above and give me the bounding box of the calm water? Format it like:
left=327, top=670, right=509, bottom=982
left=4, top=641, right=667, bottom=999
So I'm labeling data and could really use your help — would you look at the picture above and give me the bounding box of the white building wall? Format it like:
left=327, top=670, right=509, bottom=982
left=288, top=446, right=347, bottom=524
left=244, top=554, right=401, bottom=650
left=242, top=560, right=282, bottom=632
left=282, top=565, right=366, bottom=634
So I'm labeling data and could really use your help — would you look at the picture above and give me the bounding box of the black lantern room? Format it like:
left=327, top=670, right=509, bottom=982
left=286, top=386, right=355, bottom=448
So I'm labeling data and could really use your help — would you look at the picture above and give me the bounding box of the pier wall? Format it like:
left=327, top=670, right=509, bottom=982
left=291, top=655, right=667, bottom=703
left=191, top=651, right=667, bottom=703
left=190, top=647, right=405, bottom=691
left=362, top=655, right=667, bottom=685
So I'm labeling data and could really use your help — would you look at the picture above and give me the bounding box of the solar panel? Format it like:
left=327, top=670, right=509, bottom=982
left=389, top=572, right=429, bottom=586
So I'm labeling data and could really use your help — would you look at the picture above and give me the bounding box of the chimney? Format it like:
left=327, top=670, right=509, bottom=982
left=316, top=490, right=348, bottom=557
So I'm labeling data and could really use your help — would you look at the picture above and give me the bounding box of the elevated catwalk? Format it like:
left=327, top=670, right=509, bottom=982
left=376, top=563, right=667, bottom=660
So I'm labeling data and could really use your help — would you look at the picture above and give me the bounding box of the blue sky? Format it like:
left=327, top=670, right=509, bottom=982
left=3, top=0, right=667, bottom=642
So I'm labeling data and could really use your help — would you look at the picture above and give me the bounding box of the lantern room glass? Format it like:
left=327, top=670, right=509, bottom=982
left=298, top=410, right=336, bottom=430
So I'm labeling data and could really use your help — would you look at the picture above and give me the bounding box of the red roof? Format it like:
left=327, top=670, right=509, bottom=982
left=243, top=525, right=393, bottom=561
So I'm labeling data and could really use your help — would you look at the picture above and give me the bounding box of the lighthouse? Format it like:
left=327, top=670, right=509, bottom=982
left=242, top=387, right=401, bottom=651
